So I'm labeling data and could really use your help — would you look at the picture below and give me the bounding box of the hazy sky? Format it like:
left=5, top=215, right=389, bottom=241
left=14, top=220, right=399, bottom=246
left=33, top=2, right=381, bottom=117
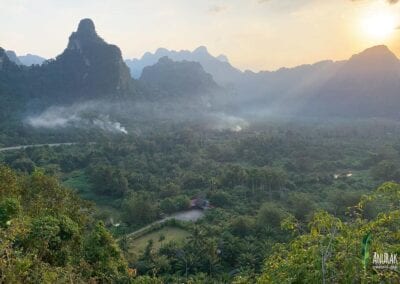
left=1, top=0, right=400, bottom=71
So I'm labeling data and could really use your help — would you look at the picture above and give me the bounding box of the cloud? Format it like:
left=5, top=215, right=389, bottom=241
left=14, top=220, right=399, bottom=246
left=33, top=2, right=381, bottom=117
left=208, top=5, right=228, bottom=14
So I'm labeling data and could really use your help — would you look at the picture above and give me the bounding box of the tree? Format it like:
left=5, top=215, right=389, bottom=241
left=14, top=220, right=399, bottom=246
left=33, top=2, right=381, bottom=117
left=258, top=183, right=400, bottom=283
left=89, top=165, right=129, bottom=197
left=26, top=215, right=79, bottom=266
left=122, top=193, right=158, bottom=226
left=0, top=198, right=21, bottom=227
left=371, top=160, right=400, bottom=181
left=160, top=182, right=181, bottom=198
left=209, top=191, right=232, bottom=208
left=84, top=221, right=129, bottom=280
left=230, top=216, right=254, bottom=237
left=287, top=192, right=316, bottom=222
left=257, top=202, right=287, bottom=229
left=160, top=198, right=176, bottom=214
left=11, top=157, right=35, bottom=173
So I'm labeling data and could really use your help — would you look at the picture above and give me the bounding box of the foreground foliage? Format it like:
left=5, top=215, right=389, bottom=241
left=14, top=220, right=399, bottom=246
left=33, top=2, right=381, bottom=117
left=0, top=166, right=131, bottom=283
left=258, top=182, right=400, bottom=283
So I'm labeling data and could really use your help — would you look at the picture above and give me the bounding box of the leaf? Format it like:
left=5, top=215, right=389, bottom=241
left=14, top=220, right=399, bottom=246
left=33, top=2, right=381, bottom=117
left=361, top=232, right=372, bottom=271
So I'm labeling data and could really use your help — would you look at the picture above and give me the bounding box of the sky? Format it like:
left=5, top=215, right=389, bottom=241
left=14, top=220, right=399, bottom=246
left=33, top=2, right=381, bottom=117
left=1, top=0, right=400, bottom=71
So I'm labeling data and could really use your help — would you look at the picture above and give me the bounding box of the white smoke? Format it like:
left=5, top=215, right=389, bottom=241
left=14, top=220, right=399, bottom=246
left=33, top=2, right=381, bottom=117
left=208, top=113, right=249, bottom=132
left=93, top=115, right=128, bottom=134
left=26, top=102, right=128, bottom=134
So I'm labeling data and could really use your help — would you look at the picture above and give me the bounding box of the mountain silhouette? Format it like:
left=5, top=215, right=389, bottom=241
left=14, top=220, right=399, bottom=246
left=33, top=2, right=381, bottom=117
left=6, top=50, right=46, bottom=66
left=2, top=18, right=400, bottom=120
left=34, top=18, right=133, bottom=102
left=303, top=45, right=400, bottom=117
left=125, top=46, right=242, bottom=87
left=140, top=56, right=220, bottom=97
left=18, top=54, right=46, bottom=66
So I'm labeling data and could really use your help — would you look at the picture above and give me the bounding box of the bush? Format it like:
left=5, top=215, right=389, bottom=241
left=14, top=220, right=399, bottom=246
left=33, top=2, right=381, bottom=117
left=0, top=197, right=21, bottom=227
left=257, top=202, right=287, bottom=229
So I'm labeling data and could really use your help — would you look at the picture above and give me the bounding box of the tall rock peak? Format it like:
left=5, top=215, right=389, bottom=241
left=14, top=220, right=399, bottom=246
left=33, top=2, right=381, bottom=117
left=77, top=18, right=96, bottom=34
left=43, top=18, right=133, bottom=101
left=67, top=18, right=104, bottom=50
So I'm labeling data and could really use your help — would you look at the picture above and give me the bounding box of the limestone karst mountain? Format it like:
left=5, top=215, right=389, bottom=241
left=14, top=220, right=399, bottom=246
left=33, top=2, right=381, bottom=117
left=2, top=18, right=400, bottom=120
left=37, top=18, right=133, bottom=102
left=140, top=56, right=221, bottom=98
left=126, top=46, right=242, bottom=87
left=301, top=45, right=400, bottom=117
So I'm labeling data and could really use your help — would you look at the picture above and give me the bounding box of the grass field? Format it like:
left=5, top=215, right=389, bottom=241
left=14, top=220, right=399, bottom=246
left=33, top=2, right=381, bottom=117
left=129, top=226, right=191, bottom=253
left=62, top=170, right=122, bottom=220
left=62, top=170, right=91, bottom=193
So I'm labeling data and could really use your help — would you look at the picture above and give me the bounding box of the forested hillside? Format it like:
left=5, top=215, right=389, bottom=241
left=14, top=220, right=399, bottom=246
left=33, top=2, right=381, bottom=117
left=0, top=166, right=132, bottom=283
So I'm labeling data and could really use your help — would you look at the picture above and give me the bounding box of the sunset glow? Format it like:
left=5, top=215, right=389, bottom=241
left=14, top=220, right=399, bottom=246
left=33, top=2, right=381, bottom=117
left=361, top=10, right=397, bottom=40
left=1, top=0, right=400, bottom=71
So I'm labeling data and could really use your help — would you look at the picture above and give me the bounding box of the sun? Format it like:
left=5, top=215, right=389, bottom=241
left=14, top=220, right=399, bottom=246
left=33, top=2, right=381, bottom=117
left=361, top=10, right=397, bottom=40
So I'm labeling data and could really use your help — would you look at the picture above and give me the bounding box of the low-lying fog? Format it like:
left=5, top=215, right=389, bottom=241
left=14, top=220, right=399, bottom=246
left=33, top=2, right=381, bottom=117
left=24, top=99, right=253, bottom=135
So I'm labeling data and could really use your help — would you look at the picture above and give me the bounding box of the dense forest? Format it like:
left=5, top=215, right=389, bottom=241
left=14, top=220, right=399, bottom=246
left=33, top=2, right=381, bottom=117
left=1, top=120, right=399, bottom=283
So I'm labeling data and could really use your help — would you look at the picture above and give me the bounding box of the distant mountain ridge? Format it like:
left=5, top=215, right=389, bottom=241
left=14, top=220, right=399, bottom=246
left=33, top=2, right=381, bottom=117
left=2, top=18, right=400, bottom=121
left=301, top=45, right=400, bottom=117
left=19, top=54, right=46, bottom=66
left=125, top=46, right=242, bottom=87
left=6, top=50, right=46, bottom=66
left=140, top=56, right=220, bottom=96
left=138, top=56, right=223, bottom=110
left=126, top=44, right=400, bottom=118
left=5, top=50, right=22, bottom=65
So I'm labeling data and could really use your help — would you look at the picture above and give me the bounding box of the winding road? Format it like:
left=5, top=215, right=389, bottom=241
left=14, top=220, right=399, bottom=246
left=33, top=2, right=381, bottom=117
left=0, top=143, right=82, bottom=152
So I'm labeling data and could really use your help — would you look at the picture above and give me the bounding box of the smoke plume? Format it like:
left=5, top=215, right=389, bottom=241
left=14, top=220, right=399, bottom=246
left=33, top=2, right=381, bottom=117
left=26, top=102, right=128, bottom=134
